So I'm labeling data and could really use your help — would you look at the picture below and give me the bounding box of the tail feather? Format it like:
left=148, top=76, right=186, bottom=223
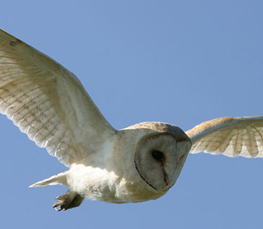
left=29, top=171, right=68, bottom=187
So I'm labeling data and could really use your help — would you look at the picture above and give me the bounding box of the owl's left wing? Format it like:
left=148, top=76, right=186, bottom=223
left=0, top=29, right=116, bottom=167
left=186, top=116, right=263, bottom=158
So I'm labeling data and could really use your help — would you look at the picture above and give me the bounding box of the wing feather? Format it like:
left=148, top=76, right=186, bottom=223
left=186, top=116, right=263, bottom=158
left=0, top=29, right=116, bottom=166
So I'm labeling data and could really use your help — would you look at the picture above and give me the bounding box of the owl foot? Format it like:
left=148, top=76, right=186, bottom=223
left=53, top=190, right=84, bottom=211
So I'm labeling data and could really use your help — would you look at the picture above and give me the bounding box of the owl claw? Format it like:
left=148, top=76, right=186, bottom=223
left=53, top=190, right=84, bottom=211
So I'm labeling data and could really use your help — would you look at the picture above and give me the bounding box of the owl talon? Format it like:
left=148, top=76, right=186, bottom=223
left=52, top=190, right=84, bottom=211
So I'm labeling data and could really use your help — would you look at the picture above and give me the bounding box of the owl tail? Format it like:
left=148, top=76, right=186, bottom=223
left=29, top=171, right=68, bottom=187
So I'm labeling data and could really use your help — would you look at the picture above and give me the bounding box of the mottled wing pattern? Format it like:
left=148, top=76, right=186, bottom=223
left=186, top=116, right=263, bottom=158
left=0, top=29, right=116, bottom=166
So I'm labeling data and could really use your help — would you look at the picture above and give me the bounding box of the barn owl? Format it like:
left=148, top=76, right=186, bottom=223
left=0, top=28, right=262, bottom=211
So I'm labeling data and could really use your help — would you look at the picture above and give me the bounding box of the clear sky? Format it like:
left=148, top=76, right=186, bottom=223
left=0, top=1, right=263, bottom=229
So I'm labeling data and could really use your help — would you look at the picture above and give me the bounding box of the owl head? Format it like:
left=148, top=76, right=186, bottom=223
left=125, top=122, right=192, bottom=192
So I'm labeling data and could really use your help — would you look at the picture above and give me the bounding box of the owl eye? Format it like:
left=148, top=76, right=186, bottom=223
left=151, top=150, right=164, bottom=162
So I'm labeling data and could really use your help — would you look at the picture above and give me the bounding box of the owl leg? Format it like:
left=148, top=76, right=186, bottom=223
left=53, top=190, right=84, bottom=211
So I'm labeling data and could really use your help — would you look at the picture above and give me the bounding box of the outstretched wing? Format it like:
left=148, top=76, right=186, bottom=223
left=0, top=29, right=116, bottom=167
left=186, top=116, right=263, bottom=158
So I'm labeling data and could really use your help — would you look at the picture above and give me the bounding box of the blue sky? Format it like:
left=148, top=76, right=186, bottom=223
left=0, top=1, right=263, bottom=229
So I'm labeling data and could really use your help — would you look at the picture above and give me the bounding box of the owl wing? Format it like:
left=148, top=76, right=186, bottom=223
left=186, top=116, right=263, bottom=158
left=0, top=29, right=116, bottom=167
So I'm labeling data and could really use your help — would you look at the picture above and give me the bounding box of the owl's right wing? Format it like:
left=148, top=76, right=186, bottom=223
left=186, top=116, right=263, bottom=158
left=0, top=28, right=116, bottom=167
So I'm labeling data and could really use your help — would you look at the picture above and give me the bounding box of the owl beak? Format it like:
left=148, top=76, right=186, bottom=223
left=164, top=171, right=170, bottom=186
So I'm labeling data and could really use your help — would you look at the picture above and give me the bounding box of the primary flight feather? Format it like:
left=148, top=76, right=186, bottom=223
left=0, top=28, right=262, bottom=211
